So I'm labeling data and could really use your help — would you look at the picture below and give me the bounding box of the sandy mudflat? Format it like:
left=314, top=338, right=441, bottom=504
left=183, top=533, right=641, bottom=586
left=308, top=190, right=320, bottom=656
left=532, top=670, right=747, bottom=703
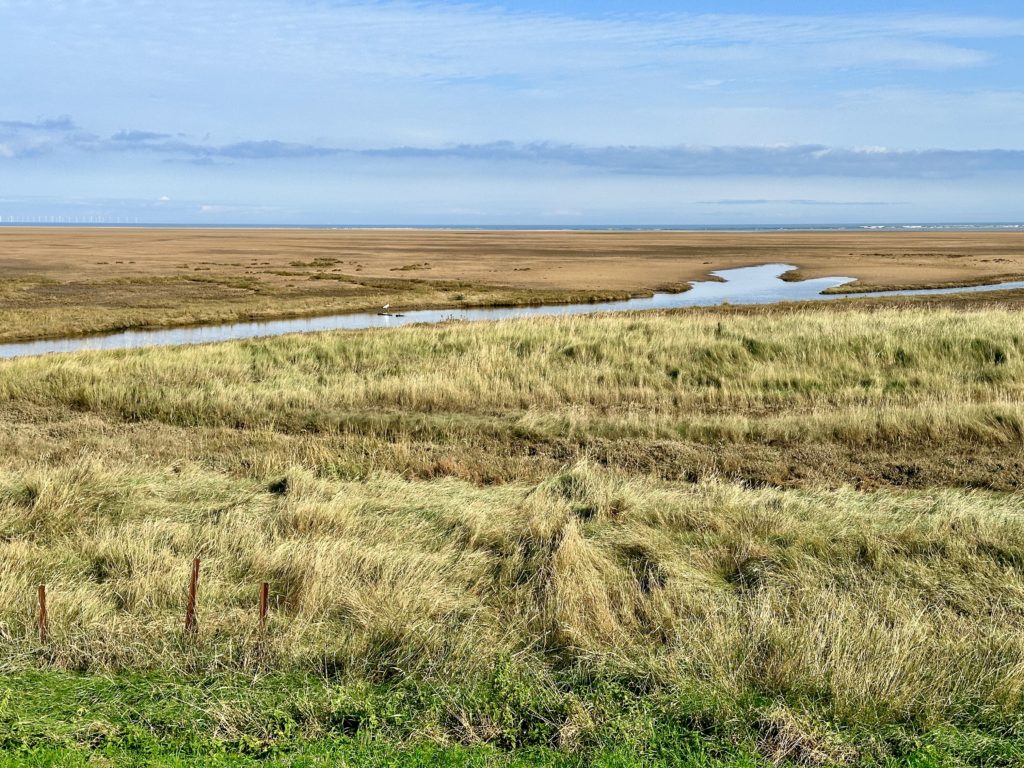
left=3, top=227, right=1024, bottom=291
left=2, top=227, right=1024, bottom=343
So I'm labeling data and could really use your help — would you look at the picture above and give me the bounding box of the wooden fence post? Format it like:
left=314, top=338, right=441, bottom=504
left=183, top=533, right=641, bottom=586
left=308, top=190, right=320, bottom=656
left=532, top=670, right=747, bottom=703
left=37, top=584, right=48, bottom=644
left=259, top=582, right=269, bottom=633
left=184, top=558, right=200, bottom=635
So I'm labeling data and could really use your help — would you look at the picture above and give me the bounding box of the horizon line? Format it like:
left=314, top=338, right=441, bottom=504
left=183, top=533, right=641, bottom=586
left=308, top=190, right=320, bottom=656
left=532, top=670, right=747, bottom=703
left=1, top=222, right=1023, bottom=231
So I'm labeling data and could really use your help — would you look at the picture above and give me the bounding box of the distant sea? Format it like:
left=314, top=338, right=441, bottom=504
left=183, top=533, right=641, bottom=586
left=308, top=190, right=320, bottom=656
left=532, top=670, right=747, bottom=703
left=0, top=223, right=1022, bottom=231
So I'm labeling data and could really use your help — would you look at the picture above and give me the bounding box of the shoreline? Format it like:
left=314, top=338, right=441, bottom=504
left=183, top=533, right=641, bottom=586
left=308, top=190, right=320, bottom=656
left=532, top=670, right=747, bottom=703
left=5, top=272, right=1024, bottom=348
left=5, top=264, right=1024, bottom=359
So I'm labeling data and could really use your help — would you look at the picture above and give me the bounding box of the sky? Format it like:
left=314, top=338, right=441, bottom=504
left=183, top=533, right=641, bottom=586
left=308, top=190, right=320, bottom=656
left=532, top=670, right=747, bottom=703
left=1, top=0, right=1023, bottom=225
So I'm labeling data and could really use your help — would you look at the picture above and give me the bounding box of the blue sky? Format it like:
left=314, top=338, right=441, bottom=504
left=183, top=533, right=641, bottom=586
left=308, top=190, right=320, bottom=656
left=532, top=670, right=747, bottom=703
left=1, top=1, right=1023, bottom=225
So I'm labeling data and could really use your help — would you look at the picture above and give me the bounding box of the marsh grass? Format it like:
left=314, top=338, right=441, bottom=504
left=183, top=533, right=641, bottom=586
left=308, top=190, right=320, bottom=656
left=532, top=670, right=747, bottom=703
left=0, top=270, right=642, bottom=345
left=1, top=306, right=1024, bottom=763
left=3, top=307, right=1023, bottom=488
left=6, top=308, right=1023, bottom=424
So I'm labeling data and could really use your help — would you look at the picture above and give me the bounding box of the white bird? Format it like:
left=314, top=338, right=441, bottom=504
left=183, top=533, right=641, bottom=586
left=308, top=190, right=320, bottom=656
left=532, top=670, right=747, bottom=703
left=382, top=303, right=390, bottom=311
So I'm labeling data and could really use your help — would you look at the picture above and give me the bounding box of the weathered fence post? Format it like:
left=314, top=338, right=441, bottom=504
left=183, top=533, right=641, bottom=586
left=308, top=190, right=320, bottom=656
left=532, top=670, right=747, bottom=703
left=37, top=584, right=48, bottom=644
left=259, top=582, right=269, bottom=633
left=184, top=558, right=200, bottom=635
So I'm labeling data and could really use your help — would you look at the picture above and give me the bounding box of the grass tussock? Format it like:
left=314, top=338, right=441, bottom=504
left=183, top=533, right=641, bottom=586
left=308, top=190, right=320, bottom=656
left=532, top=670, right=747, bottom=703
left=1, top=460, right=1024, bottom=761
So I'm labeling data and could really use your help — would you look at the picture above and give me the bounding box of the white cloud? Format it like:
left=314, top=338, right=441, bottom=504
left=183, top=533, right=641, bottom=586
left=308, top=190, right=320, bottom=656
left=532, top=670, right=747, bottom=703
left=2, top=3, right=1022, bottom=149
left=7, top=117, right=1023, bottom=180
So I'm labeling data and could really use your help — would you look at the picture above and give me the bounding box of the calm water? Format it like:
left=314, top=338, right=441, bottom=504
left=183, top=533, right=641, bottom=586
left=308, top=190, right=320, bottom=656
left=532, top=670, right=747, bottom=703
left=3, top=263, right=1024, bottom=360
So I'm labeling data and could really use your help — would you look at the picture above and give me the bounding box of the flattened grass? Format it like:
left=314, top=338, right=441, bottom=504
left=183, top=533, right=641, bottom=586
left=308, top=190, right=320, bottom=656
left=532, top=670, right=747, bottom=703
left=1, top=462, right=1024, bottom=763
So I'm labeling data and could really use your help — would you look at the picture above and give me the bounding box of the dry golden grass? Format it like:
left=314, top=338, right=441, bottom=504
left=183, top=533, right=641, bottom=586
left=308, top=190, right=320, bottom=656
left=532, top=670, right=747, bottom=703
left=3, top=459, right=1024, bottom=731
left=2, top=304, right=1024, bottom=762
left=3, top=305, right=1023, bottom=488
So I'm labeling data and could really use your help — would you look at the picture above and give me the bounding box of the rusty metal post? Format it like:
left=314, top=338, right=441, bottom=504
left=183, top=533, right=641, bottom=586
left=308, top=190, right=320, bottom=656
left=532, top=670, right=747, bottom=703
left=37, top=584, right=48, bottom=644
left=259, top=582, right=269, bottom=633
left=184, top=558, right=200, bottom=635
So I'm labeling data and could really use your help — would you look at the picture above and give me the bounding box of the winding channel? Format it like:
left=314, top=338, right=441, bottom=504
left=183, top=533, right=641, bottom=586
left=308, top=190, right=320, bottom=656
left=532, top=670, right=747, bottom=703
left=3, top=263, right=1024, bottom=360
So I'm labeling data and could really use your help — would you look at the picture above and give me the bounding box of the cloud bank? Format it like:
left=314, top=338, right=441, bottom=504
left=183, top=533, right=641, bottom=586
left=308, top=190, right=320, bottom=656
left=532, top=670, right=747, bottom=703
left=2, top=118, right=1021, bottom=180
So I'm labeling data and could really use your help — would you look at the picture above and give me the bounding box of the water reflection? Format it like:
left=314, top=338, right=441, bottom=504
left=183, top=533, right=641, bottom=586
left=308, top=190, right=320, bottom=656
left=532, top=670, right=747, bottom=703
left=3, top=263, right=1024, bottom=360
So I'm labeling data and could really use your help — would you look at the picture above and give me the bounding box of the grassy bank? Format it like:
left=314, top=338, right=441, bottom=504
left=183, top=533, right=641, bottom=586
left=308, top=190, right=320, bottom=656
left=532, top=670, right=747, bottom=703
left=0, top=270, right=644, bottom=345
left=1, top=305, right=1024, bottom=764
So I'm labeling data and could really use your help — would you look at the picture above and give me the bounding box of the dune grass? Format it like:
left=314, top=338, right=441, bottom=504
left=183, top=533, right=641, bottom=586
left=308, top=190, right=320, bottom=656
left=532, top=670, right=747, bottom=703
left=3, top=307, right=1023, bottom=488
left=1, top=305, right=1024, bottom=765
